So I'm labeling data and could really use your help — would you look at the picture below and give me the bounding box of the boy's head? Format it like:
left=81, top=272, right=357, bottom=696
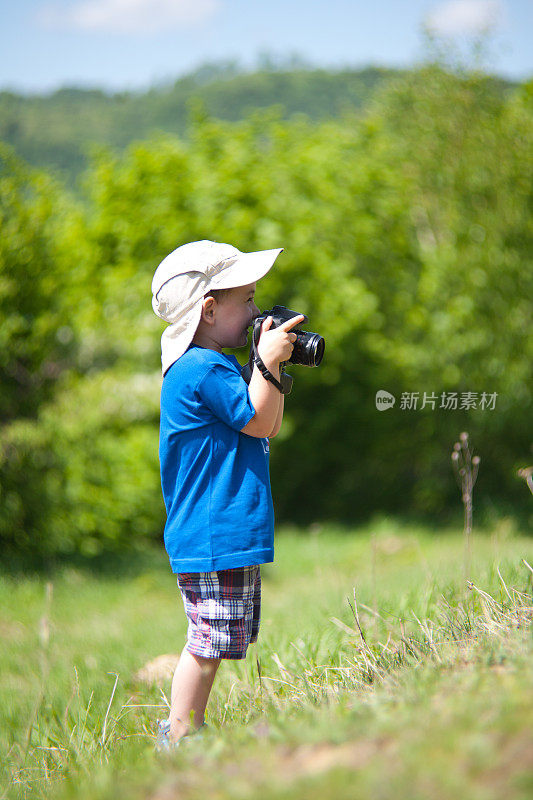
left=152, top=240, right=282, bottom=374
left=193, top=282, right=260, bottom=353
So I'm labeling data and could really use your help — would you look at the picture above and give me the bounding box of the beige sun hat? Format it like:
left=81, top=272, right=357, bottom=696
left=152, top=240, right=283, bottom=374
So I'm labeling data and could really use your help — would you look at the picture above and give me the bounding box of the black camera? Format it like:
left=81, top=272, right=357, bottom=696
left=254, top=306, right=325, bottom=367
left=241, top=305, right=325, bottom=393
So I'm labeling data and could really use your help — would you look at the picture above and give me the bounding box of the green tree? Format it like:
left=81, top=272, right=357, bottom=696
left=0, top=145, right=76, bottom=420
left=0, top=146, right=76, bottom=555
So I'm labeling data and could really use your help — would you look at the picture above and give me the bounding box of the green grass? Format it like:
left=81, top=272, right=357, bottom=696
left=1, top=517, right=532, bottom=799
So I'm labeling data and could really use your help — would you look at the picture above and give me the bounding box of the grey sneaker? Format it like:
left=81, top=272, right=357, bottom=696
left=155, top=718, right=177, bottom=752
left=155, top=718, right=209, bottom=752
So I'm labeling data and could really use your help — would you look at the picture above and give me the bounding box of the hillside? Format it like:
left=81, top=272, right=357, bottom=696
left=0, top=65, right=408, bottom=187
left=1, top=63, right=519, bottom=190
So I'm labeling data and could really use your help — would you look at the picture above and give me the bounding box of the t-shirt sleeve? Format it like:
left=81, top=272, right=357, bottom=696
left=197, top=362, right=255, bottom=431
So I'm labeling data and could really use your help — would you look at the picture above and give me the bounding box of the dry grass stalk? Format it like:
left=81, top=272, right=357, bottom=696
left=451, top=432, right=480, bottom=583
left=101, top=673, right=119, bottom=746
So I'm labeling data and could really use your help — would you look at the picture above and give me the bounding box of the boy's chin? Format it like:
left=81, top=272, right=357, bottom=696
left=238, top=330, right=251, bottom=348
left=224, top=333, right=248, bottom=350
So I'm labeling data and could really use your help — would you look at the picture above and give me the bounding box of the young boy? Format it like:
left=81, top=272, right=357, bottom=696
left=151, top=240, right=303, bottom=747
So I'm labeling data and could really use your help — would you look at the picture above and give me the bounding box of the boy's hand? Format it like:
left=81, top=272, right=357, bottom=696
left=257, top=314, right=305, bottom=370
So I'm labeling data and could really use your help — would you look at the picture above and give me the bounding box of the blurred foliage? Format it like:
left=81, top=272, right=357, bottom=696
left=0, top=63, right=515, bottom=190
left=0, top=63, right=531, bottom=561
left=0, top=145, right=75, bottom=419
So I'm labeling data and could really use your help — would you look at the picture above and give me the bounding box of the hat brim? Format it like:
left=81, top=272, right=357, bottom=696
left=212, top=248, right=283, bottom=290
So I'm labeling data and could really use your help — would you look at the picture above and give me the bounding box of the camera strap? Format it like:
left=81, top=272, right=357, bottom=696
left=253, top=352, right=293, bottom=394
left=241, top=325, right=293, bottom=394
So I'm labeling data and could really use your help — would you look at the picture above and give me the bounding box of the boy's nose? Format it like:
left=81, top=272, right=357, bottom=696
left=251, top=302, right=260, bottom=318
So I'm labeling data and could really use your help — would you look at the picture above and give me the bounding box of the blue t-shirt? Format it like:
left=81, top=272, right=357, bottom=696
left=159, top=344, right=274, bottom=573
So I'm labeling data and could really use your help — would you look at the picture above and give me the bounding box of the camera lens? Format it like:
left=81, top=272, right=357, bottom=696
left=310, top=334, right=325, bottom=366
left=290, top=332, right=325, bottom=367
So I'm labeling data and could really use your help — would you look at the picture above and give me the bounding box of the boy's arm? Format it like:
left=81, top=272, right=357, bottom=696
left=240, top=362, right=282, bottom=438
left=241, top=315, right=304, bottom=439
left=269, top=394, right=284, bottom=438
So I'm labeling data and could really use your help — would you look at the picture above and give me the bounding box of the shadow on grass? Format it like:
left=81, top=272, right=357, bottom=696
left=1, top=505, right=529, bottom=581
left=0, top=541, right=168, bottom=581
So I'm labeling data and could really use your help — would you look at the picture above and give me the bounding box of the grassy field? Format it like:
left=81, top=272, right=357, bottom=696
left=1, top=517, right=532, bottom=799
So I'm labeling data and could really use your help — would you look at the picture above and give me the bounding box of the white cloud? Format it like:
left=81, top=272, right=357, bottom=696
left=38, top=0, right=219, bottom=34
left=425, top=0, right=503, bottom=36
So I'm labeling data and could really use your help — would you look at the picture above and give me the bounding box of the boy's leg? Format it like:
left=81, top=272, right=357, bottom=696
left=169, top=645, right=221, bottom=741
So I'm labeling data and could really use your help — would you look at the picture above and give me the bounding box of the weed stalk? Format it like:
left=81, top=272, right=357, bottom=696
left=451, top=432, right=480, bottom=585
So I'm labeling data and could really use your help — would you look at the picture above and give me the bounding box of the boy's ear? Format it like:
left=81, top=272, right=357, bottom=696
left=200, top=295, right=217, bottom=325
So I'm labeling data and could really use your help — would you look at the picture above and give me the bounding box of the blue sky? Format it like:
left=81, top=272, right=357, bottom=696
left=1, top=0, right=531, bottom=93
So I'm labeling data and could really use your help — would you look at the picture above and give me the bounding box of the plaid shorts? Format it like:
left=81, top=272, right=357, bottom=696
left=177, top=566, right=261, bottom=660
